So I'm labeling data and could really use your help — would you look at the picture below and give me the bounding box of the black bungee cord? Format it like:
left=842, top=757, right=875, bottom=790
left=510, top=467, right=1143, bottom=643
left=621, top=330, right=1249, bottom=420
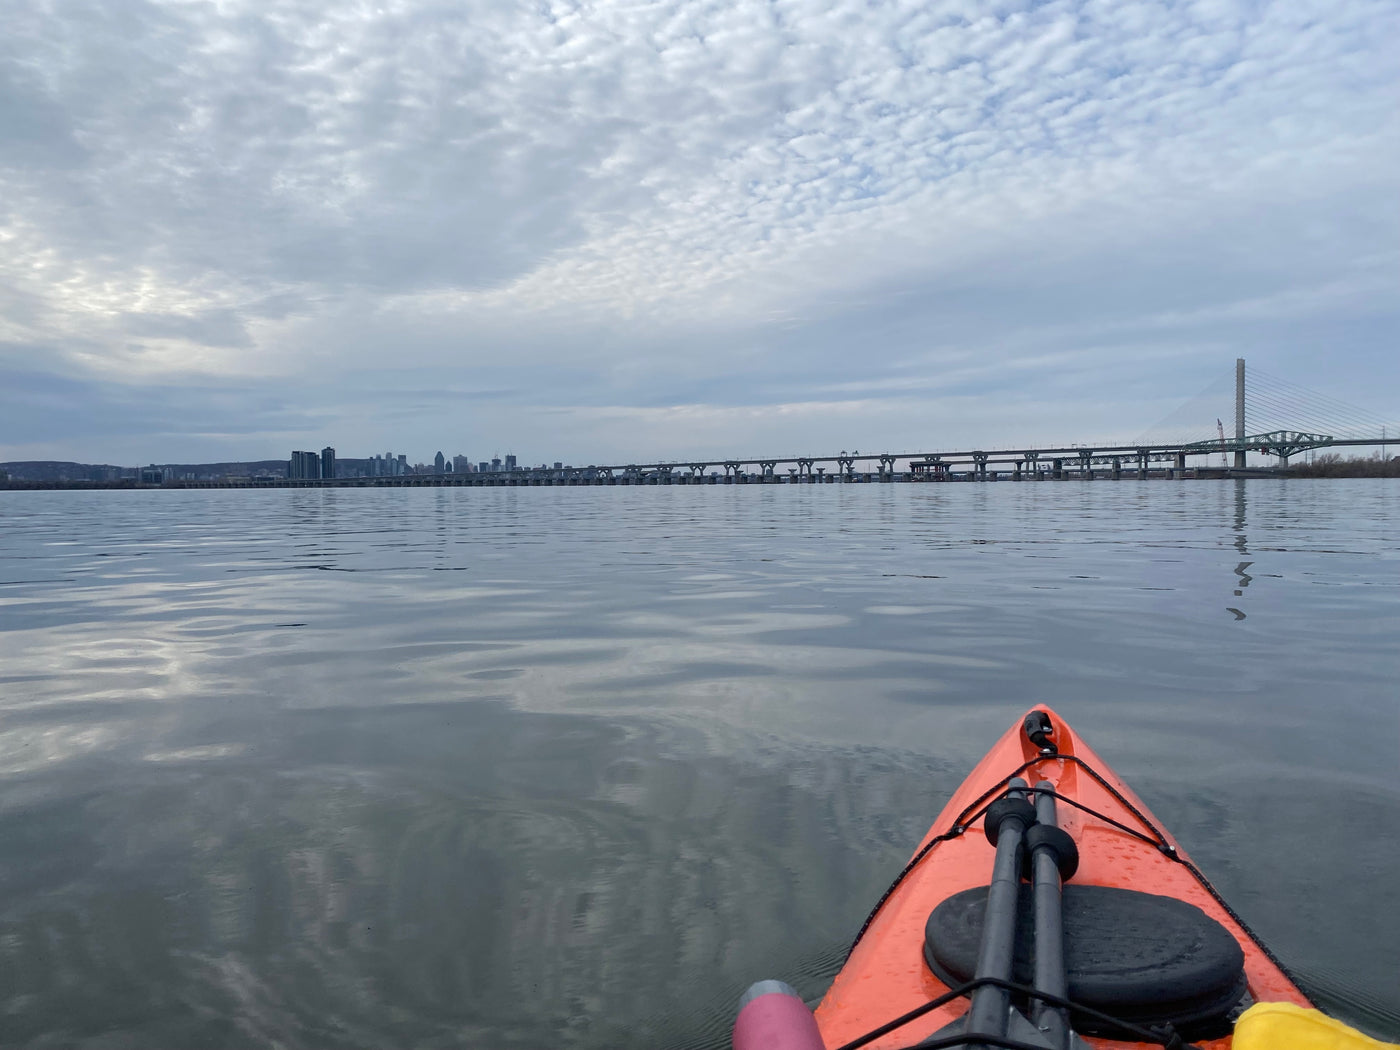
left=829, top=973, right=1202, bottom=1050
left=833, top=729, right=1298, bottom=1050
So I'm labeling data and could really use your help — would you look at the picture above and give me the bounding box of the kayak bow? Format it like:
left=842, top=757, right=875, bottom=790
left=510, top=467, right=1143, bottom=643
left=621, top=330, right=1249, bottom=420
left=738, top=707, right=1315, bottom=1050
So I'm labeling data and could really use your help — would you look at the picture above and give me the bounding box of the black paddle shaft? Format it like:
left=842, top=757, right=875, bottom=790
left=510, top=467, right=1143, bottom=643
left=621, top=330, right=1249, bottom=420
left=1030, top=780, right=1071, bottom=1050
left=964, top=777, right=1031, bottom=1043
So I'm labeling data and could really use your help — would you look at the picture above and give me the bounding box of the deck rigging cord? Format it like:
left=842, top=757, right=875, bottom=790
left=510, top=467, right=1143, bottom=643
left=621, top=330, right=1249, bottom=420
left=843, top=752, right=1299, bottom=986
left=829, top=974, right=1202, bottom=1050
left=834, top=716, right=1293, bottom=1050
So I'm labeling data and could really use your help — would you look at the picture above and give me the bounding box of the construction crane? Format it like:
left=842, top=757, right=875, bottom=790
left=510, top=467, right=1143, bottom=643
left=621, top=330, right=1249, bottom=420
left=1216, top=419, right=1229, bottom=468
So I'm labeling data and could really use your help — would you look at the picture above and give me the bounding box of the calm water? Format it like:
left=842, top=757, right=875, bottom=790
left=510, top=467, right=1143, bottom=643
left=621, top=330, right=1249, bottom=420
left=1, top=481, right=1397, bottom=1047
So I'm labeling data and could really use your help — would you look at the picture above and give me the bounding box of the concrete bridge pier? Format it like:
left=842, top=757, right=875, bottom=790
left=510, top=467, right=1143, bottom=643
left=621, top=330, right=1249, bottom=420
left=973, top=452, right=988, bottom=480
left=760, top=460, right=776, bottom=480
left=1111, top=456, right=1122, bottom=480
left=1079, top=450, right=1093, bottom=479
left=1052, top=458, right=1064, bottom=480
left=909, top=457, right=946, bottom=481
left=879, top=455, right=896, bottom=480
left=837, top=456, right=855, bottom=480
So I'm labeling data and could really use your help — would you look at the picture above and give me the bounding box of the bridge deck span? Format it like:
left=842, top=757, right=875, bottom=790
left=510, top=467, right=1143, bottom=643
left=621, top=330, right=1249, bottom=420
left=153, top=434, right=1392, bottom=488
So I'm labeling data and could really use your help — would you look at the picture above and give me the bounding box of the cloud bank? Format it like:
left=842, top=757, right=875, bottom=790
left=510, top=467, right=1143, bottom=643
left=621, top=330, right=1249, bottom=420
left=2, top=0, right=1397, bottom=463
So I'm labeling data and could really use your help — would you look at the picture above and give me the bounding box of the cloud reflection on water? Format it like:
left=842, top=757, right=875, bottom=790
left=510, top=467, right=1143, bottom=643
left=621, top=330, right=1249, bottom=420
left=0, top=483, right=1397, bottom=1044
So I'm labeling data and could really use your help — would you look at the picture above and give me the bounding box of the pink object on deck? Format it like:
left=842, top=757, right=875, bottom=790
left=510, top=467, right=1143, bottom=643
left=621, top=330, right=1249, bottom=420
left=732, top=980, right=826, bottom=1050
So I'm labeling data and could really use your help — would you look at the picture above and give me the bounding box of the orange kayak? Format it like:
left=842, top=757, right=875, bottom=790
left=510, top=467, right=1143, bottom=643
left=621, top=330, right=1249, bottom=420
left=736, top=707, right=1313, bottom=1050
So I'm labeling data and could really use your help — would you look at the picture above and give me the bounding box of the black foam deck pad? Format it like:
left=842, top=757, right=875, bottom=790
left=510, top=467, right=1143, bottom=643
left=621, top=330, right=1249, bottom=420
left=923, top=884, right=1246, bottom=1035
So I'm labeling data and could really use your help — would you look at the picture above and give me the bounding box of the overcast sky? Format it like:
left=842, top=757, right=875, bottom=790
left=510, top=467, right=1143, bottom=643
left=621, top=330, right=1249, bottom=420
left=2, top=0, right=1397, bottom=466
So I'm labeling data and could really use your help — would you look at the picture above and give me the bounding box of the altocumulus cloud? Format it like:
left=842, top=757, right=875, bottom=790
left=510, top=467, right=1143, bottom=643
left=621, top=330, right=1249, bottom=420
left=1, top=0, right=1396, bottom=463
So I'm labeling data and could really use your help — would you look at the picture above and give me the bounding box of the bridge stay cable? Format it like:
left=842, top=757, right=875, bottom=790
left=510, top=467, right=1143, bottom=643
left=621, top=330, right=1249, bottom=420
left=1246, top=368, right=1399, bottom=438
left=1131, top=373, right=1233, bottom=448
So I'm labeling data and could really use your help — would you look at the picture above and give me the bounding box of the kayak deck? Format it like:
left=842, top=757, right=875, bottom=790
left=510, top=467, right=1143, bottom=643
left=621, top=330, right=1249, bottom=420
left=814, top=708, right=1311, bottom=1049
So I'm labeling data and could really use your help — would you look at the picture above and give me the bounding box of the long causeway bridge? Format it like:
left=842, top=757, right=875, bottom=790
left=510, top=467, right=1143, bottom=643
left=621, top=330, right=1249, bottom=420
left=172, top=429, right=1391, bottom=488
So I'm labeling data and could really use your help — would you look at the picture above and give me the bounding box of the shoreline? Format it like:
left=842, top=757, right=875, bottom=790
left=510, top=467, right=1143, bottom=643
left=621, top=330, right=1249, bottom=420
left=4, top=467, right=1398, bottom=491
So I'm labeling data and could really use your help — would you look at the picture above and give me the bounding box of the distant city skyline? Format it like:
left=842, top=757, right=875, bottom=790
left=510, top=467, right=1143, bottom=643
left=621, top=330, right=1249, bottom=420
left=286, top=447, right=537, bottom=480
left=0, top=446, right=540, bottom=482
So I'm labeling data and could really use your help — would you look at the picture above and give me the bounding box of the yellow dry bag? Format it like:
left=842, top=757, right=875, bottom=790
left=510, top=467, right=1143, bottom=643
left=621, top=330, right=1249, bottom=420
left=1234, top=1003, right=1399, bottom=1050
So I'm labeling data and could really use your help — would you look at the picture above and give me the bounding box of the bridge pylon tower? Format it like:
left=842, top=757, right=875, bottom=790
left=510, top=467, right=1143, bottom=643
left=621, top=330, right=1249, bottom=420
left=1235, top=358, right=1247, bottom=470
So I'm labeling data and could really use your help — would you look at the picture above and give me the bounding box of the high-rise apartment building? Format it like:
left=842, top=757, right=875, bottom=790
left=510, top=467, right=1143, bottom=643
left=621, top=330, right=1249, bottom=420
left=321, top=447, right=336, bottom=480
left=504, top=454, right=517, bottom=470
left=453, top=455, right=471, bottom=473
left=289, top=451, right=321, bottom=479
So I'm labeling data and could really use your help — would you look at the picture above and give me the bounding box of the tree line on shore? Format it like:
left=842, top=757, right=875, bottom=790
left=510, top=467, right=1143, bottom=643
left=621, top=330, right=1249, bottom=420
left=1288, top=453, right=1400, bottom=477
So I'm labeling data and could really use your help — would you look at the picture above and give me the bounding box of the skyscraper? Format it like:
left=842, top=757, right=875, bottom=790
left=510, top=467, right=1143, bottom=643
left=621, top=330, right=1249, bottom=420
left=504, top=454, right=517, bottom=470
left=321, top=447, right=336, bottom=480
left=289, top=451, right=321, bottom=479
left=434, top=451, right=445, bottom=474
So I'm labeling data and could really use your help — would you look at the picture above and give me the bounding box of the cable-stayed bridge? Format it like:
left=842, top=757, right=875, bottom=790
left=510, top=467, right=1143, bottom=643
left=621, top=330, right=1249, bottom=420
left=189, top=359, right=1399, bottom=487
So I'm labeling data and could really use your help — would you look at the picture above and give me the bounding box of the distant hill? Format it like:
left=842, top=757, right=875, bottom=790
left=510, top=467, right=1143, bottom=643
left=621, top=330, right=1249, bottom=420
left=1, top=460, right=290, bottom=482
left=144, top=461, right=291, bottom=480
left=1, top=461, right=134, bottom=482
